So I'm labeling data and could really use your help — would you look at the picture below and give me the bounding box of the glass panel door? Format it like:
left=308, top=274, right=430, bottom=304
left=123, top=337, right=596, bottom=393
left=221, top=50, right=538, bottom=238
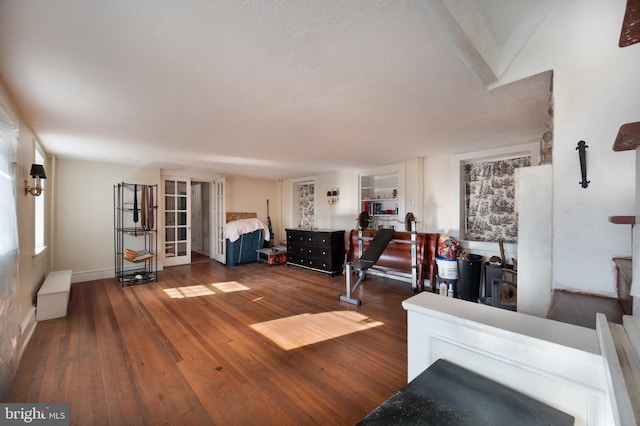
left=213, top=178, right=226, bottom=263
left=163, top=177, right=191, bottom=267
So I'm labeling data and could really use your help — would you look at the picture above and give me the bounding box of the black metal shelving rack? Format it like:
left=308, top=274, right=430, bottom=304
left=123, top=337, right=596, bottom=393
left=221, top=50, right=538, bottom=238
left=114, top=182, right=158, bottom=286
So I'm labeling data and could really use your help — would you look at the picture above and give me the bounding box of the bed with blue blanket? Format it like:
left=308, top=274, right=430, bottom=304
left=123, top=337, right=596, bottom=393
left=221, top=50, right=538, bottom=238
left=225, top=213, right=270, bottom=266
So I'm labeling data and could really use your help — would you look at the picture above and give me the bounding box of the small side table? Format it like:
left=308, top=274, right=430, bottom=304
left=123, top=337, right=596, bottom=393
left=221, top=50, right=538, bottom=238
left=256, top=246, right=287, bottom=266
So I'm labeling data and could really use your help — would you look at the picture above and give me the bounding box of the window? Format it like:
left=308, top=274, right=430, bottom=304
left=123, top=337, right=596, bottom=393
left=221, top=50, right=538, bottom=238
left=34, top=144, right=46, bottom=254
left=457, top=142, right=540, bottom=243
left=291, top=179, right=315, bottom=229
left=463, top=156, right=530, bottom=242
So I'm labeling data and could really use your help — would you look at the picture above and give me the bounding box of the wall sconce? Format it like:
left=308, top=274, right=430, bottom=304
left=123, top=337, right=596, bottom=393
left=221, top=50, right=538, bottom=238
left=25, top=164, right=46, bottom=196
left=327, top=189, right=339, bottom=205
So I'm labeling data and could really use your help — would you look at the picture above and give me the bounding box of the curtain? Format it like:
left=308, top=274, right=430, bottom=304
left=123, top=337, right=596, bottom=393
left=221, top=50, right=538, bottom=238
left=464, top=156, right=530, bottom=242
left=299, top=183, right=314, bottom=229
left=0, top=101, right=20, bottom=399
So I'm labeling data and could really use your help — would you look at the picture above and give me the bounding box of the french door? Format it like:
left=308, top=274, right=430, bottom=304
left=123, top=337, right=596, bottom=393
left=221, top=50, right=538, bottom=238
left=163, top=177, right=191, bottom=267
left=212, top=178, right=226, bottom=263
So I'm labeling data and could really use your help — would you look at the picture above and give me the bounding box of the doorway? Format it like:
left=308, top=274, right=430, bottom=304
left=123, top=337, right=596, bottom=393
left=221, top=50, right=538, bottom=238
left=162, top=176, right=225, bottom=267
left=191, top=181, right=211, bottom=262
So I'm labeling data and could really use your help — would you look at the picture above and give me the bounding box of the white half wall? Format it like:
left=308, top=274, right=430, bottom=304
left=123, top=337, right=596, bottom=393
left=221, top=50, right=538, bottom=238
left=517, top=164, right=553, bottom=317
left=403, top=292, right=613, bottom=425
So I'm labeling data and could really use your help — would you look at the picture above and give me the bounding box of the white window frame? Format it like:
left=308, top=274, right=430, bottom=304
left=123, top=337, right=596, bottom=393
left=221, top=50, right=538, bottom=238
left=34, top=142, right=46, bottom=256
left=454, top=142, right=539, bottom=252
left=290, top=177, right=316, bottom=229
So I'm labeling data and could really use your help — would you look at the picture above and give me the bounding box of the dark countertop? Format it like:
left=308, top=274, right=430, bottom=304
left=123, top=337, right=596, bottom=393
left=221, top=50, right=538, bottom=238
left=358, top=359, right=574, bottom=426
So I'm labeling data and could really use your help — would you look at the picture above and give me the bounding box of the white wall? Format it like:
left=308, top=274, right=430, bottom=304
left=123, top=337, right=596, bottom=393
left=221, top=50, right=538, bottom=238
left=313, top=169, right=358, bottom=232
left=282, top=162, right=420, bottom=250
left=418, top=1, right=638, bottom=298
left=53, top=159, right=160, bottom=281
left=500, top=0, right=638, bottom=297
left=423, top=155, right=457, bottom=235
left=51, top=163, right=280, bottom=282
left=405, top=158, right=424, bottom=227
left=283, top=162, right=420, bottom=235
left=281, top=169, right=359, bottom=247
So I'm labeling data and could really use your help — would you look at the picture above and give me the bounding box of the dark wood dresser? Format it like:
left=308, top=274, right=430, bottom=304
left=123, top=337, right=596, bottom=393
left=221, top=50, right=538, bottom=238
left=286, top=229, right=345, bottom=276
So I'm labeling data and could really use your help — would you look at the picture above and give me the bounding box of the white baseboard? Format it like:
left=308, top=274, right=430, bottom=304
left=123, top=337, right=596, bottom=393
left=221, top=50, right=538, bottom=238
left=71, top=263, right=165, bottom=283
left=20, top=306, right=36, bottom=358
left=71, top=268, right=114, bottom=283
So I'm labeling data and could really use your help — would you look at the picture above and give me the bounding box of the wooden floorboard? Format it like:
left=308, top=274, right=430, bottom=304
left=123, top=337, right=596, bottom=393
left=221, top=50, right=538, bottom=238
left=547, top=289, right=624, bottom=329
left=8, top=261, right=411, bottom=425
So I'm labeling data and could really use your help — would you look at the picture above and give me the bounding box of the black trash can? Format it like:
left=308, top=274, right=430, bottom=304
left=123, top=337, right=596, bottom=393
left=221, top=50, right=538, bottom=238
left=484, top=263, right=504, bottom=299
left=457, top=254, right=483, bottom=301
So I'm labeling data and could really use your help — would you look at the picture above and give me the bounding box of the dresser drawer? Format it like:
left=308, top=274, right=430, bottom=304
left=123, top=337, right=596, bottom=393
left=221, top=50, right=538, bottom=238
left=288, top=231, right=332, bottom=246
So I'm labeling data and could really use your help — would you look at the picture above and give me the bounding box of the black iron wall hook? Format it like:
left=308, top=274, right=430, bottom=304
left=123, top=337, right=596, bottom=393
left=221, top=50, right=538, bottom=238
left=577, top=141, right=589, bottom=188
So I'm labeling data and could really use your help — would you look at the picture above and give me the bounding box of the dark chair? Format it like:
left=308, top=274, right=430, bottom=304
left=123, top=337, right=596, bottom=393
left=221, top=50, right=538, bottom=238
left=491, top=268, right=517, bottom=311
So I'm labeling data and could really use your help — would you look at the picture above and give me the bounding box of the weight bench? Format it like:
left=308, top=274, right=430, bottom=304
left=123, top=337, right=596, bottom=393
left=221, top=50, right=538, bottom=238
left=340, top=229, right=395, bottom=305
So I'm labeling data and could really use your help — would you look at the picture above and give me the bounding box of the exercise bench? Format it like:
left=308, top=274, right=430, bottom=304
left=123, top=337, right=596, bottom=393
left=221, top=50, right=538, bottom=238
left=340, top=229, right=396, bottom=305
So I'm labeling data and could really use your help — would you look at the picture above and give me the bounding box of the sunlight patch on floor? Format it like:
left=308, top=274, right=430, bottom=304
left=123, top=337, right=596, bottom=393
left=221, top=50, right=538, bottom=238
left=163, top=281, right=249, bottom=298
left=250, top=311, right=384, bottom=350
left=164, top=285, right=215, bottom=298
left=212, top=281, right=250, bottom=292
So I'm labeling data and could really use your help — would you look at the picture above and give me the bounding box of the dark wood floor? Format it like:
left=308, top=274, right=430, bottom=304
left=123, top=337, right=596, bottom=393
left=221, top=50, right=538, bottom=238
left=546, top=258, right=628, bottom=329
left=8, top=261, right=411, bottom=425
left=190, top=251, right=211, bottom=264
left=547, top=289, right=625, bottom=329
left=9, top=258, right=627, bottom=424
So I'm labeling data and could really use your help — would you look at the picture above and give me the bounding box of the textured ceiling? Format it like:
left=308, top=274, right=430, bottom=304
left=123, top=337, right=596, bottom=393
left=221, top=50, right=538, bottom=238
left=0, top=0, right=553, bottom=179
